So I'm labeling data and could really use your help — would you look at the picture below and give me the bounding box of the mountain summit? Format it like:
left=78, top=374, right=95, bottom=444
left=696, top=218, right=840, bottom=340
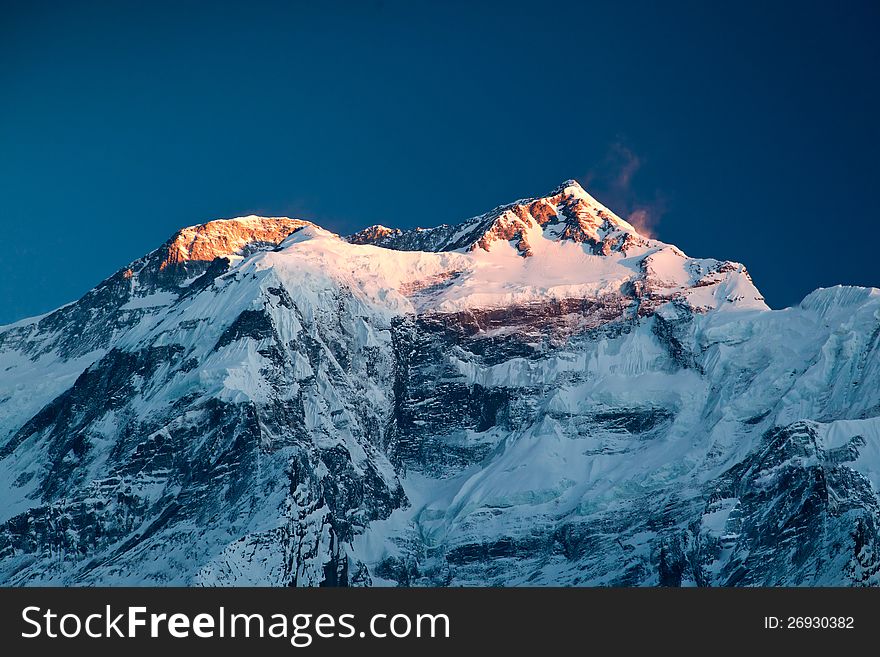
left=1, top=181, right=878, bottom=586
left=349, top=179, right=644, bottom=256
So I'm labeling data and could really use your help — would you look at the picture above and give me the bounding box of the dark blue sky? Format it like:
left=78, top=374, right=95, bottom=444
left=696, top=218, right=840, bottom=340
left=2, top=1, right=878, bottom=324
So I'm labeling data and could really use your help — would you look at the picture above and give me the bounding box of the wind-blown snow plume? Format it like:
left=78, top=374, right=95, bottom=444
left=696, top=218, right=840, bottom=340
left=583, top=141, right=666, bottom=239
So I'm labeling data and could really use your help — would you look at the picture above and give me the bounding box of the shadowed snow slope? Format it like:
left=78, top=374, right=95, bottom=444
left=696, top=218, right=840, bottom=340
left=0, top=181, right=878, bottom=586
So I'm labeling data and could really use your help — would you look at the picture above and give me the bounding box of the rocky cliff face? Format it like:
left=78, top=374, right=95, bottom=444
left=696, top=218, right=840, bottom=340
left=1, top=180, right=878, bottom=586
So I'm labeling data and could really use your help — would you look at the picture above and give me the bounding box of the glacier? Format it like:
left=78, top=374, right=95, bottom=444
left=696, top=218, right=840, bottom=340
left=1, top=179, right=878, bottom=586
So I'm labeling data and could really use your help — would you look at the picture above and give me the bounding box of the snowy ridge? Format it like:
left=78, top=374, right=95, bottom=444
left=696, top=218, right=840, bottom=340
left=0, top=180, right=879, bottom=586
left=348, top=179, right=644, bottom=255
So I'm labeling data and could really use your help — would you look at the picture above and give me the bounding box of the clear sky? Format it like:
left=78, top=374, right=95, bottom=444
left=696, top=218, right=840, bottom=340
left=2, top=0, right=878, bottom=324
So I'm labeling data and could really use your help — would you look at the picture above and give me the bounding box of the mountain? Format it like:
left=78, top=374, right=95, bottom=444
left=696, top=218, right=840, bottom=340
left=1, top=180, right=879, bottom=586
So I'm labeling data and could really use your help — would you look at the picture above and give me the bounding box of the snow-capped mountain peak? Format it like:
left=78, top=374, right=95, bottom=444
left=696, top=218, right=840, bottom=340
left=339, top=180, right=766, bottom=316
left=151, top=215, right=314, bottom=281
left=2, top=178, right=876, bottom=587
left=347, top=179, right=646, bottom=257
